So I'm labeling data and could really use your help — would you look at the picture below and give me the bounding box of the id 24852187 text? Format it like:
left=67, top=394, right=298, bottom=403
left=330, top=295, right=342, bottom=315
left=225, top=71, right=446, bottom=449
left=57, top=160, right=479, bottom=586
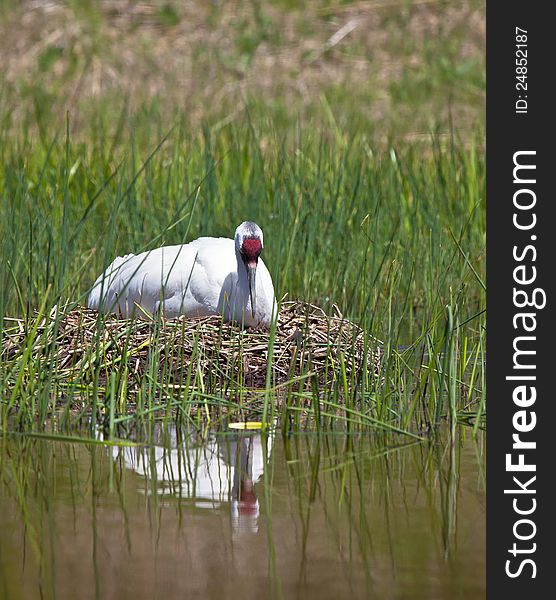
left=515, top=27, right=528, bottom=114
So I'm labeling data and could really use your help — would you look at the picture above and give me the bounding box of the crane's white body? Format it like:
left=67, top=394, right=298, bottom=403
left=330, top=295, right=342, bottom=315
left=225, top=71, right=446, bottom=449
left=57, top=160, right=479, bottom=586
left=88, top=224, right=277, bottom=328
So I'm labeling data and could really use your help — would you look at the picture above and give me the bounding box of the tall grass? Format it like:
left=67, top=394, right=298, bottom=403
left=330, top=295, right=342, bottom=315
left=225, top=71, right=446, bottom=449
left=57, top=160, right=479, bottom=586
left=0, top=117, right=485, bottom=437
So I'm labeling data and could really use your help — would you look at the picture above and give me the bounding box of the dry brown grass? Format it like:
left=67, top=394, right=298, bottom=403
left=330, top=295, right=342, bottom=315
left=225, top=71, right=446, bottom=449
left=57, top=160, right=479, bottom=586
left=0, top=0, right=484, bottom=137
left=2, top=300, right=382, bottom=402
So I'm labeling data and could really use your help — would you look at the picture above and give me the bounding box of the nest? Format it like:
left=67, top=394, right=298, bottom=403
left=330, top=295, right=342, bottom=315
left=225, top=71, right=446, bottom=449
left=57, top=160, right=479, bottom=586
left=2, top=301, right=382, bottom=403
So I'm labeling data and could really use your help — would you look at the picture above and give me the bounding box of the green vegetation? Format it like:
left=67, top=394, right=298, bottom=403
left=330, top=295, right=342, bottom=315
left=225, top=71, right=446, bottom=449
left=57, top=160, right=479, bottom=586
left=0, top=0, right=485, bottom=440
left=0, top=118, right=485, bottom=437
left=0, top=5, right=485, bottom=596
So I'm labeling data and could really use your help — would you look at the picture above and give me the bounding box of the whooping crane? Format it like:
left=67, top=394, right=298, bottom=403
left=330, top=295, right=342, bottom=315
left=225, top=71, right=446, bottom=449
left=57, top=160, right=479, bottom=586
left=88, top=221, right=277, bottom=328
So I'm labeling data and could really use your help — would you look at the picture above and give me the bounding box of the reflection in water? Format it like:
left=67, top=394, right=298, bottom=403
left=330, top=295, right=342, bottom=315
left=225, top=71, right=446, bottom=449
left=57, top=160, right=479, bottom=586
left=0, top=426, right=485, bottom=599
left=113, top=427, right=271, bottom=535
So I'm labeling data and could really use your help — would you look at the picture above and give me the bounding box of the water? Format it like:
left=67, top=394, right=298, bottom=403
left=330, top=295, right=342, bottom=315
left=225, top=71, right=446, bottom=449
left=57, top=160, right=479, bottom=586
left=0, top=425, right=485, bottom=599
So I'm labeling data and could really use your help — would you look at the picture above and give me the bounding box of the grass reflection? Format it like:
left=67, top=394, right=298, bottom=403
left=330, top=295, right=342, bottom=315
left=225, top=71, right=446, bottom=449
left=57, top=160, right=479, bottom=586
left=1, top=424, right=484, bottom=599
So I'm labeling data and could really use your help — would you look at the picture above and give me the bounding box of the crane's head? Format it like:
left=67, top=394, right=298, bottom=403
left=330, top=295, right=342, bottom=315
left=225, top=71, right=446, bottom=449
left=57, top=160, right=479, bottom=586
left=235, top=222, right=264, bottom=319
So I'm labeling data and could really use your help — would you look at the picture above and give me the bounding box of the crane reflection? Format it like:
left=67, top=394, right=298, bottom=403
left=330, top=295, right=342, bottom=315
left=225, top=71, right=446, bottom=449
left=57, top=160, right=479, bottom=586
left=111, top=424, right=273, bottom=535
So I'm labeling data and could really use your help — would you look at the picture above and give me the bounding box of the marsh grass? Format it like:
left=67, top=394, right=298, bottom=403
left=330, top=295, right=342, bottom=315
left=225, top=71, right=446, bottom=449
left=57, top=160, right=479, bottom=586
left=0, top=119, right=485, bottom=439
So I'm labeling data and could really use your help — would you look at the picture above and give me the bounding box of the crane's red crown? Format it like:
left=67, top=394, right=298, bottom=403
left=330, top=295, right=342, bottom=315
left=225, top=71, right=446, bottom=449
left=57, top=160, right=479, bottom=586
left=242, top=238, right=262, bottom=260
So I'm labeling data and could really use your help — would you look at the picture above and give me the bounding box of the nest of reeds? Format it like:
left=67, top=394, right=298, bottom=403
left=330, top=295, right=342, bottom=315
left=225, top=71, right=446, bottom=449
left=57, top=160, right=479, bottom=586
left=2, top=300, right=382, bottom=402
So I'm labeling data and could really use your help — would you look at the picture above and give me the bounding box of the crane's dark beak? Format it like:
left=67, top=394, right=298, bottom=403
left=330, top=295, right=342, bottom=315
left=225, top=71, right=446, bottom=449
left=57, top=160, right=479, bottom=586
left=246, top=263, right=257, bottom=318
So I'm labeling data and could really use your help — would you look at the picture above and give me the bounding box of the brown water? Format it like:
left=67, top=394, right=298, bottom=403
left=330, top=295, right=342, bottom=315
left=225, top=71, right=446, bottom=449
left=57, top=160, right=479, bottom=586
left=0, top=426, right=485, bottom=599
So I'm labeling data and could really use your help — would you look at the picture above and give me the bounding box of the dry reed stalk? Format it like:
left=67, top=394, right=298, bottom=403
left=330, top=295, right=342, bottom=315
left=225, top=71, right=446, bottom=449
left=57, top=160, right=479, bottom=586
left=2, top=301, right=382, bottom=399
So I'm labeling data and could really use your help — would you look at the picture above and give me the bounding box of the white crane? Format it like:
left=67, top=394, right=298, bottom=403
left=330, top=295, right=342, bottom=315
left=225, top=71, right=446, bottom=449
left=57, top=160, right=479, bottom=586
left=88, top=221, right=277, bottom=328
